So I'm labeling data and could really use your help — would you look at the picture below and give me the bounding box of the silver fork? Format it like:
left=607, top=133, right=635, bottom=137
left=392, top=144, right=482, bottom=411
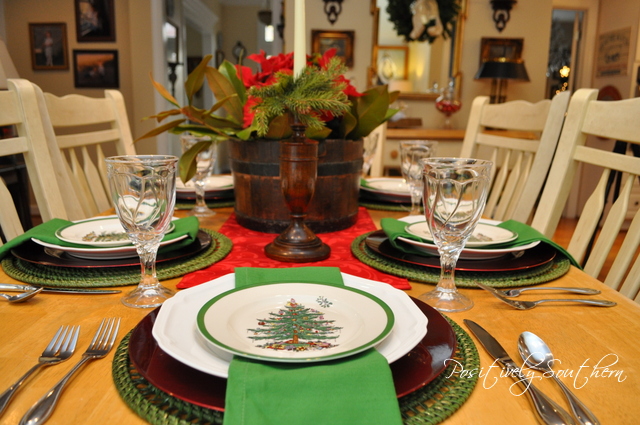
left=0, top=326, right=79, bottom=417
left=476, top=282, right=616, bottom=310
left=19, top=318, right=120, bottom=425
left=500, top=287, right=601, bottom=297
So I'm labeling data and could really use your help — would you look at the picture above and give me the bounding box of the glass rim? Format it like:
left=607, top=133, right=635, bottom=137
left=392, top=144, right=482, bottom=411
left=420, top=157, right=493, bottom=167
left=105, top=155, right=178, bottom=164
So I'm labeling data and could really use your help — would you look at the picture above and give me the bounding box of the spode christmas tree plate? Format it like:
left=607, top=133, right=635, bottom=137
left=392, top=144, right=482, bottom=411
left=405, top=221, right=518, bottom=248
left=152, top=273, right=426, bottom=376
left=196, top=282, right=395, bottom=363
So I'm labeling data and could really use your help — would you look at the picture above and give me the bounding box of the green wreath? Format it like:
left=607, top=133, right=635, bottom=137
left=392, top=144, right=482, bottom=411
left=386, top=0, right=461, bottom=43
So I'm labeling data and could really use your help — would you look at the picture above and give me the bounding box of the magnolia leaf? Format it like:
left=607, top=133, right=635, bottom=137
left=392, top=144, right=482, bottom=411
left=236, top=126, right=256, bottom=141
left=150, top=74, right=180, bottom=107
left=135, top=118, right=185, bottom=142
left=205, top=65, right=244, bottom=123
left=185, top=55, right=211, bottom=103
left=389, top=90, right=400, bottom=104
left=173, top=124, right=229, bottom=141
left=347, top=87, right=391, bottom=140
left=264, top=114, right=291, bottom=139
left=178, top=141, right=212, bottom=183
left=306, top=126, right=331, bottom=140
left=337, top=110, right=358, bottom=139
left=142, top=108, right=182, bottom=123
left=219, top=60, right=247, bottom=104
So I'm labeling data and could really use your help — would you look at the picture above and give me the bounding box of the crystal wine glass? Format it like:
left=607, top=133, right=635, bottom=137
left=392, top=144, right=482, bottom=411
left=180, top=133, right=217, bottom=217
left=105, top=155, right=178, bottom=308
left=418, top=158, right=493, bottom=312
left=400, top=140, right=437, bottom=215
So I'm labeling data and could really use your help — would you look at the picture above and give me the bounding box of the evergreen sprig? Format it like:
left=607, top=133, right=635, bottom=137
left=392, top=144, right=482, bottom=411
left=248, top=57, right=352, bottom=137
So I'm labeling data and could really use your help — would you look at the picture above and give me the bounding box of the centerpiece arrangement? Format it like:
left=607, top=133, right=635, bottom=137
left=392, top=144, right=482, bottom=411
left=139, top=49, right=398, bottom=234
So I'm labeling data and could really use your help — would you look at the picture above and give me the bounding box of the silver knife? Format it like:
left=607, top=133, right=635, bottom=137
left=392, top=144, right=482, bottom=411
left=464, top=319, right=576, bottom=425
left=0, top=283, right=121, bottom=294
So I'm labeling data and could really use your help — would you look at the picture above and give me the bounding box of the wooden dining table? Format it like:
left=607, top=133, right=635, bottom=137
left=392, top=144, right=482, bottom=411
left=1, top=206, right=639, bottom=425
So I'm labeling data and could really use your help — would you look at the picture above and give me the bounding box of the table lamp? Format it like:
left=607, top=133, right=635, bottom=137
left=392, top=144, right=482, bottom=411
left=474, top=57, right=529, bottom=103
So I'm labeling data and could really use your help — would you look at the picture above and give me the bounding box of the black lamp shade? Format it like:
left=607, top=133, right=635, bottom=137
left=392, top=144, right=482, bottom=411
left=475, top=59, right=529, bottom=81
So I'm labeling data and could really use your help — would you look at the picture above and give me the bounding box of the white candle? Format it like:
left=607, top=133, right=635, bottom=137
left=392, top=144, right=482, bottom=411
left=293, top=0, right=306, bottom=77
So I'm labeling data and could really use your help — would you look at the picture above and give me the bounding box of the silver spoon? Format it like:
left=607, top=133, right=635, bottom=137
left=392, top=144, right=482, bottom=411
left=0, top=288, right=43, bottom=303
left=518, top=331, right=600, bottom=425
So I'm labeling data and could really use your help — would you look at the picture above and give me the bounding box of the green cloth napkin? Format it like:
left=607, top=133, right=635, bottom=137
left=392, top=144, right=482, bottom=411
left=224, top=267, right=403, bottom=425
left=0, top=216, right=200, bottom=260
left=360, top=178, right=374, bottom=189
left=380, top=217, right=581, bottom=268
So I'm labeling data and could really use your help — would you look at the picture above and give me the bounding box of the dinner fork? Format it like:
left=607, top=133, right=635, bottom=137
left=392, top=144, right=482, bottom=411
left=19, top=318, right=120, bottom=425
left=476, top=282, right=616, bottom=310
left=0, top=326, right=79, bottom=417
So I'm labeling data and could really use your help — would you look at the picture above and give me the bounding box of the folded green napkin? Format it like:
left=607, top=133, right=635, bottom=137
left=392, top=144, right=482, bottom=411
left=224, top=267, right=403, bottom=425
left=360, top=177, right=373, bottom=189
left=380, top=218, right=581, bottom=268
left=0, top=216, right=200, bottom=260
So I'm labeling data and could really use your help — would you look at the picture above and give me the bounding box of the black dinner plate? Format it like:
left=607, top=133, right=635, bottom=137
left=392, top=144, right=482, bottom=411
left=176, top=187, right=234, bottom=201
left=128, top=296, right=456, bottom=411
left=10, top=230, right=212, bottom=268
left=359, top=188, right=411, bottom=204
left=365, top=230, right=556, bottom=272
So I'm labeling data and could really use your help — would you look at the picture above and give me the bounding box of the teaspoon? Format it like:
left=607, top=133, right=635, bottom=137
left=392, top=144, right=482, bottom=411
left=518, top=331, right=600, bottom=425
left=0, top=288, right=43, bottom=303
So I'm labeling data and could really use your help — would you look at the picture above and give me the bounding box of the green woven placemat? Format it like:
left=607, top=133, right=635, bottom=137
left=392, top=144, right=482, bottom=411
left=175, top=200, right=235, bottom=210
left=352, top=232, right=571, bottom=288
left=112, top=317, right=478, bottom=425
left=1, top=229, right=232, bottom=288
left=359, top=200, right=415, bottom=212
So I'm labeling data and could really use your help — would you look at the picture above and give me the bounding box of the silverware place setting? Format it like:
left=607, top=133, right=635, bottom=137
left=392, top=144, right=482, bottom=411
left=0, top=325, right=79, bottom=416
left=475, top=282, right=616, bottom=310
left=19, top=318, right=120, bottom=425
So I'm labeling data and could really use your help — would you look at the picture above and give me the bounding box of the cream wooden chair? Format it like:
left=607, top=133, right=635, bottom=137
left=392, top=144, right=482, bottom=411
left=37, top=87, right=136, bottom=219
left=460, top=91, right=571, bottom=223
left=0, top=79, right=67, bottom=242
left=364, top=123, right=387, bottom=177
left=531, top=88, right=640, bottom=301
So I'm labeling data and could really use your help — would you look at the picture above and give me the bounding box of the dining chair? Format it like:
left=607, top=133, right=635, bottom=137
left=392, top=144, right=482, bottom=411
left=37, top=87, right=136, bottom=219
left=459, top=91, right=571, bottom=223
left=530, top=88, right=640, bottom=301
left=364, top=122, right=387, bottom=178
left=0, top=79, right=67, bottom=242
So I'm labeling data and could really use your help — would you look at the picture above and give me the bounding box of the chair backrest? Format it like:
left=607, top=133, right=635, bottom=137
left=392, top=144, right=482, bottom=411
left=39, top=88, right=136, bottom=219
left=531, top=88, right=640, bottom=301
left=364, top=122, right=387, bottom=178
left=460, top=91, right=571, bottom=223
left=0, top=79, right=67, bottom=242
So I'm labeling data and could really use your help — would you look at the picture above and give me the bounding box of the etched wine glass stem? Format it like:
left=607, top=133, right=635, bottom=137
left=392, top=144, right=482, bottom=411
left=194, top=176, right=207, bottom=209
left=136, top=241, right=161, bottom=288
left=436, top=250, right=460, bottom=292
left=409, top=187, right=422, bottom=215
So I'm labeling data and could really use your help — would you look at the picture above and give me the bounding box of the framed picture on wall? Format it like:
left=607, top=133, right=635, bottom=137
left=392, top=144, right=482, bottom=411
left=75, top=0, right=115, bottom=42
left=480, top=38, right=523, bottom=64
left=373, top=45, right=408, bottom=82
left=73, top=49, right=119, bottom=88
left=311, top=30, right=355, bottom=67
left=28, top=23, right=69, bottom=70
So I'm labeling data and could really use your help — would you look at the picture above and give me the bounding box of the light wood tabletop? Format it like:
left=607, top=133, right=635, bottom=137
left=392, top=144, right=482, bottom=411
left=1, top=207, right=638, bottom=425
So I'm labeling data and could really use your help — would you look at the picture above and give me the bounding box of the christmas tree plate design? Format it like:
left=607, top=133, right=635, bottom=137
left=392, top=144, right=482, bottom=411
left=153, top=273, right=427, bottom=377
left=196, top=282, right=395, bottom=363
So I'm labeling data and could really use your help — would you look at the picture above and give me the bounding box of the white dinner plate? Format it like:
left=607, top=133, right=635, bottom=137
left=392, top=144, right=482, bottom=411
left=32, top=217, right=187, bottom=260
left=398, top=216, right=539, bottom=260
left=176, top=175, right=234, bottom=193
left=405, top=221, right=518, bottom=248
left=55, top=217, right=175, bottom=248
left=361, top=178, right=410, bottom=196
left=197, top=283, right=394, bottom=363
left=153, top=273, right=428, bottom=377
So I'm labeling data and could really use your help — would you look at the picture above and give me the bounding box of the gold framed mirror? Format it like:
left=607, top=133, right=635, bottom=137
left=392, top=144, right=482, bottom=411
left=369, top=0, right=467, bottom=100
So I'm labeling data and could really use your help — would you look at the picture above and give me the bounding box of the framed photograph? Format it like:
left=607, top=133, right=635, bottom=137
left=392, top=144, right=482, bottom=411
left=311, top=30, right=355, bottom=67
left=75, top=0, right=115, bottom=42
left=73, top=49, right=119, bottom=88
left=373, top=45, right=408, bottom=82
left=29, top=23, right=69, bottom=70
left=480, top=38, right=523, bottom=64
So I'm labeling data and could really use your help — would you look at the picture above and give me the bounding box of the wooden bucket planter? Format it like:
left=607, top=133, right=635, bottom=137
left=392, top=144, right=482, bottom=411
left=229, top=138, right=363, bottom=233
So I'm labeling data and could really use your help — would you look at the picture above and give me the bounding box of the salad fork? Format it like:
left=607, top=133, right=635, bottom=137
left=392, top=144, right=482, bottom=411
left=20, top=318, right=120, bottom=425
left=0, top=325, right=79, bottom=417
left=500, top=287, right=601, bottom=297
left=476, top=283, right=616, bottom=310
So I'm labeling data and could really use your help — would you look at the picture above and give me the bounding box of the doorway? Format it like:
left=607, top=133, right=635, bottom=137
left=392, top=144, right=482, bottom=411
left=546, top=9, right=585, bottom=98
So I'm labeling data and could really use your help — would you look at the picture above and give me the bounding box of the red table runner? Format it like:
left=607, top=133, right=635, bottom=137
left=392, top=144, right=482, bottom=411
left=177, top=207, right=411, bottom=290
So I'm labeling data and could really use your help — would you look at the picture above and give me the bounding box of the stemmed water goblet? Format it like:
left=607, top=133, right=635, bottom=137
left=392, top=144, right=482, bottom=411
left=105, top=155, right=178, bottom=308
left=418, top=158, right=493, bottom=312
left=180, top=133, right=217, bottom=217
left=400, top=140, right=437, bottom=215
